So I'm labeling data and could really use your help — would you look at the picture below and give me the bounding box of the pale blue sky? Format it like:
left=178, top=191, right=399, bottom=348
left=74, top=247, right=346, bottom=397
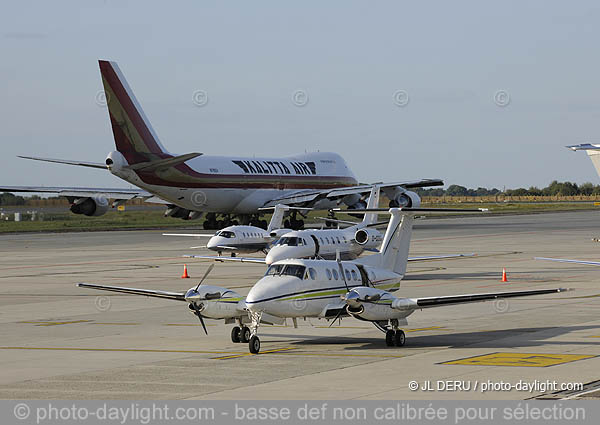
left=2, top=0, right=600, bottom=189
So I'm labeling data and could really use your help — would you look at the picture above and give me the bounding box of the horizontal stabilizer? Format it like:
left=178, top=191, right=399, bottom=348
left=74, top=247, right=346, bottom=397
left=566, top=144, right=600, bottom=151
left=408, top=253, right=476, bottom=262
left=127, top=152, right=202, bottom=172
left=18, top=156, right=107, bottom=169
left=184, top=255, right=266, bottom=264
left=163, top=233, right=214, bottom=238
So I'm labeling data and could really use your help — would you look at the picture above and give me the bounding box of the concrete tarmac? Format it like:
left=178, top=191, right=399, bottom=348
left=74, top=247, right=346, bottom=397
left=1, top=210, right=600, bottom=400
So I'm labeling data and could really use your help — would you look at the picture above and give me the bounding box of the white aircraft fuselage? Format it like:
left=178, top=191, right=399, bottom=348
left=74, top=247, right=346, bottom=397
left=245, top=258, right=401, bottom=318
left=108, top=150, right=357, bottom=214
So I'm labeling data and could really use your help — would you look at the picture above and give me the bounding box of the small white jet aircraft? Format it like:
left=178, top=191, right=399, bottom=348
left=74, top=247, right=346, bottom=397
left=77, top=208, right=566, bottom=354
left=189, top=186, right=383, bottom=264
left=163, top=204, right=300, bottom=256
left=1, top=60, right=442, bottom=229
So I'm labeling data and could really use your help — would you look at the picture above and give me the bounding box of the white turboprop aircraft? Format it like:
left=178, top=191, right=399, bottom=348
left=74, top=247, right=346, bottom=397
left=0, top=60, right=442, bottom=230
left=77, top=208, right=566, bottom=354
left=163, top=204, right=300, bottom=256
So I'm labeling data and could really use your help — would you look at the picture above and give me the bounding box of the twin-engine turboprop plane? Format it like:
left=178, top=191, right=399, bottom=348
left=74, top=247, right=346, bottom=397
left=1, top=60, right=442, bottom=229
left=163, top=204, right=302, bottom=256
left=77, top=207, right=567, bottom=354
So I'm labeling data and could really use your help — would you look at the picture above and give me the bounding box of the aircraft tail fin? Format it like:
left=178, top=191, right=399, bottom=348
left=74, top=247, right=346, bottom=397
left=266, top=204, right=289, bottom=233
left=567, top=144, right=600, bottom=179
left=99, top=60, right=171, bottom=164
left=355, top=208, right=414, bottom=276
left=360, top=186, right=380, bottom=227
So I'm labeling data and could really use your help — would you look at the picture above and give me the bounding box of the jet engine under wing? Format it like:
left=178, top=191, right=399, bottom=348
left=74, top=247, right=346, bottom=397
left=0, top=185, right=152, bottom=200
left=77, top=283, right=186, bottom=301
left=261, top=179, right=443, bottom=207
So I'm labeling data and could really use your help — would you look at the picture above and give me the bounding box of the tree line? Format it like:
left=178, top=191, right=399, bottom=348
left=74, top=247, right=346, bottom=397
left=415, top=181, right=600, bottom=197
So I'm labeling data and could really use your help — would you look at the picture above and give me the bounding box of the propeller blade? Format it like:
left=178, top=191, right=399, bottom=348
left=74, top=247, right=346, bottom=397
left=191, top=303, right=208, bottom=335
left=328, top=307, right=346, bottom=327
left=194, top=264, right=215, bottom=292
left=337, top=257, right=349, bottom=291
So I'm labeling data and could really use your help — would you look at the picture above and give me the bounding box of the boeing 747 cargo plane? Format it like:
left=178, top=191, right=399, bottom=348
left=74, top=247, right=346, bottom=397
left=1, top=61, right=442, bottom=229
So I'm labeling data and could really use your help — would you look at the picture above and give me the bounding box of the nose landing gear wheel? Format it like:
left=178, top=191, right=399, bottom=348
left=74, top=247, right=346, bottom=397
left=385, top=330, right=395, bottom=347
left=249, top=335, right=261, bottom=354
left=394, top=329, right=406, bottom=347
left=231, top=326, right=241, bottom=343
left=240, top=326, right=251, bottom=343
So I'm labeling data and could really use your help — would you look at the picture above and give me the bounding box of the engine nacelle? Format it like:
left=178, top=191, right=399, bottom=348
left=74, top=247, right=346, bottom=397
left=70, top=196, right=109, bottom=217
left=347, top=302, right=413, bottom=322
left=165, top=206, right=201, bottom=220
left=354, top=228, right=383, bottom=248
left=389, top=190, right=421, bottom=208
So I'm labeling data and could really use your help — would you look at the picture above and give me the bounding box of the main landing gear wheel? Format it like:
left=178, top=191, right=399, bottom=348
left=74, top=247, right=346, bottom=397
left=231, top=326, right=241, bottom=343
left=249, top=335, right=261, bottom=354
left=394, top=330, right=406, bottom=347
left=385, top=330, right=395, bottom=347
left=385, top=329, right=405, bottom=347
left=240, top=326, right=251, bottom=343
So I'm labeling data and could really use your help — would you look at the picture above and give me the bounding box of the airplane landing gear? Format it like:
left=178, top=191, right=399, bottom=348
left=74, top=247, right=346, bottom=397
left=249, top=335, right=261, bottom=354
left=231, top=320, right=251, bottom=343
left=240, top=326, right=251, bottom=343
left=326, top=210, right=337, bottom=228
left=231, top=326, right=241, bottom=343
left=384, top=319, right=405, bottom=347
left=203, top=213, right=218, bottom=230
left=287, top=211, right=304, bottom=230
left=248, top=311, right=262, bottom=354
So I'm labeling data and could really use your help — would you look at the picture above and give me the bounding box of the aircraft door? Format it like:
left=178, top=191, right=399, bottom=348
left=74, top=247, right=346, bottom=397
left=357, top=265, right=371, bottom=287
left=310, top=234, right=320, bottom=256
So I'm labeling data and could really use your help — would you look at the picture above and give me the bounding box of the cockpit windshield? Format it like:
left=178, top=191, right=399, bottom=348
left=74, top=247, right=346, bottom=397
left=265, top=264, right=306, bottom=279
left=218, top=231, right=235, bottom=239
left=276, top=236, right=298, bottom=246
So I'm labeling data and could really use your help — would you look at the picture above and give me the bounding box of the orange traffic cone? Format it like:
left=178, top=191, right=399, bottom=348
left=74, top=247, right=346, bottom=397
left=181, top=264, right=190, bottom=279
left=501, top=268, right=508, bottom=282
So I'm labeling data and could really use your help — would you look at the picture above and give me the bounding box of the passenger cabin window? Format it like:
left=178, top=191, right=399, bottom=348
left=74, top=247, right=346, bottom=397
left=351, top=270, right=358, bottom=281
left=332, top=269, right=339, bottom=280
left=308, top=268, right=317, bottom=280
left=326, top=269, right=332, bottom=280
left=336, top=237, right=341, bottom=244
left=345, top=269, right=352, bottom=281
